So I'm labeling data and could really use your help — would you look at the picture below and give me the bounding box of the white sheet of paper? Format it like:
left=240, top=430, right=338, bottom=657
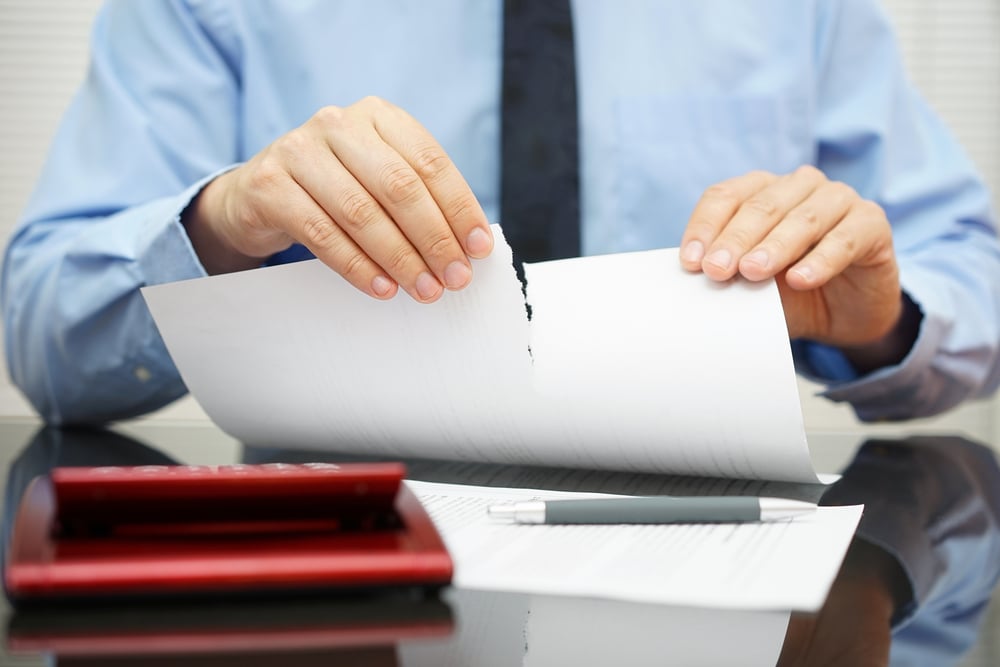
left=401, top=589, right=790, bottom=667
left=408, top=480, right=862, bottom=612
left=522, top=597, right=790, bottom=667
left=142, top=226, right=817, bottom=482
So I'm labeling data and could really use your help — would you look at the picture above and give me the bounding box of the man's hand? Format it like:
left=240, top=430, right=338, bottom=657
left=183, top=96, right=494, bottom=303
left=680, top=167, right=904, bottom=352
left=778, top=588, right=892, bottom=667
left=777, top=539, right=905, bottom=667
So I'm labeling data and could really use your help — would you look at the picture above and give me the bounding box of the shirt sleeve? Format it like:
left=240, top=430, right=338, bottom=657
left=1, top=0, right=239, bottom=424
left=800, top=0, right=1000, bottom=421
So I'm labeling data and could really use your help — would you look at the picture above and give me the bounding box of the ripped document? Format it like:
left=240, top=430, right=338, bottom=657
left=143, top=226, right=818, bottom=483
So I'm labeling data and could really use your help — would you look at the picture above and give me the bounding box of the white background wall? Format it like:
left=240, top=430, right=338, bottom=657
left=1, top=0, right=999, bottom=443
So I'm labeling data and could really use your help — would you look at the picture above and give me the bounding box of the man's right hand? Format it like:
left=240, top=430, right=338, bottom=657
left=777, top=539, right=903, bottom=667
left=182, top=96, right=494, bottom=303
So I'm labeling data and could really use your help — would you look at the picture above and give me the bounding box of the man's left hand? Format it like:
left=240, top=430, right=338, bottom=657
left=680, top=166, right=902, bottom=349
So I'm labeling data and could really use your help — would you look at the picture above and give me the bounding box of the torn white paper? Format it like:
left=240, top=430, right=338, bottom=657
left=142, top=226, right=817, bottom=482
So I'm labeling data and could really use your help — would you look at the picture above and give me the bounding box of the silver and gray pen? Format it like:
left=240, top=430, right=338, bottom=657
left=486, top=496, right=817, bottom=525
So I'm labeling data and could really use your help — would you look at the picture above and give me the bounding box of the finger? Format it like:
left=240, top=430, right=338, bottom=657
left=259, top=170, right=399, bottom=300
left=320, top=102, right=480, bottom=292
left=701, top=166, right=828, bottom=281
left=737, top=179, right=856, bottom=282
left=785, top=200, right=892, bottom=290
left=680, top=170, right=779, bottom=274
left=285, top=142, right=445, bottom=303
left=371, top=99, right=494, bottom=259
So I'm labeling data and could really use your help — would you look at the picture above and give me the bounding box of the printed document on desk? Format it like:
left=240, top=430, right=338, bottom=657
left=409, top=480, right=862, bottom=611
left=143, top=226, right=818, bottom=484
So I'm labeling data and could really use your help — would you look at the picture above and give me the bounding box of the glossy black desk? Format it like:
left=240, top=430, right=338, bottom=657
left=1, top=419, right=998, bottom=666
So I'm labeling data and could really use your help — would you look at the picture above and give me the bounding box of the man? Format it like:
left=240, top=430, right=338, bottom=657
left=3, top=0, right=999, bottom=428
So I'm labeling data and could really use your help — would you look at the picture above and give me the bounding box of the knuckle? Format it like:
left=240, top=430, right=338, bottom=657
left=354, top=96, right=398, bottom=121
left=248, top=155, right=292, bottom=202
left=300, top=214, right=339, bottom=250
left=421, top=230, right=457, bottom=262
left=747, top=169, right=776, bottom=183
left=860, top=199, right=887, bottom=220
left=312, top=105, right=347, bottom=129
left=828, top=180, right=857, bottom=203
left=248, top=158, right=285, bottom=193
left=339, top=250, right=370, bottom=281
left=410, top=144, right=452, bottom=183
left=701, top=183, right=742, bottom=207
left=273, top=130, right=310, bottom=161
left=741, top=196, right=780, bottom=218
left=443, top=193, right=480, bottom=224
left=384, top=244, right=413, bottom=274
left=827, top=229, right=858, bottom=255
left=338, top=190, right=382, bottom=231
left=793, top=164, right=824, bottom=181
left=793, top=206, right=820, bottom=227
left=380, top=162, right=425, bottom=206
left=872, top=235, right=896, bottom=262
left=359, top=95, right=388, bottom=110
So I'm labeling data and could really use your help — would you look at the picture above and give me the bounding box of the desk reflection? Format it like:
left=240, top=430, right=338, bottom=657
left=2, top=424, right=999, bottom=667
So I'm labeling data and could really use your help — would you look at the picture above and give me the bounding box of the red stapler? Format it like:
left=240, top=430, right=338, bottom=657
left=4, top=462, right=453, bottom=602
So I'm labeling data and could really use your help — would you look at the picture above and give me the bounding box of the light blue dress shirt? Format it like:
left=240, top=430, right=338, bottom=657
left=3, top=0, right=1000, bottom=427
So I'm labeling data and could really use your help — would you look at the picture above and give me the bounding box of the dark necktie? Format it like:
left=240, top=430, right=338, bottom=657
left=500, top=0, right=581, bottom=267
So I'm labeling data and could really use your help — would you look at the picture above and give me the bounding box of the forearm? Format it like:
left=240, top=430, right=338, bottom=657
left=839, top=292, right=922, bottom=377
left=778, top=538, right=901, bottom=667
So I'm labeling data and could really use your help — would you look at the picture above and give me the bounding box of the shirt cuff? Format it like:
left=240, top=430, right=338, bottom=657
left=793, top=281, right=946, bottom=422
left=136, top=166, right=240, bottom=286
left=791, top=340, right=860, bottom=384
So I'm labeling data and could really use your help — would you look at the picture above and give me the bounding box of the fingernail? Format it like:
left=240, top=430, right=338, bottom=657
left=743, top=249, right=770, bottom=270
left=371, top=275, right=394, bottom=297
left=415, top=271, right=442, bottom=301
left=791, top=264, right=815, bottom=284
left=466, top=227, right=493, bottom=257
left=705, top=248, right=732, bottom=271
left=443, top=261, right=472, bottom=290
left=681, top=240, right=704, bottom=264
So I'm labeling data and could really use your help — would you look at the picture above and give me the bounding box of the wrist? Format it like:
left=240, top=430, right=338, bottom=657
left=837, top=537, right=913, bottom=624
left=839, top=292, right=922, bottom=375
left=181, top=171, right=270, bottom=275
